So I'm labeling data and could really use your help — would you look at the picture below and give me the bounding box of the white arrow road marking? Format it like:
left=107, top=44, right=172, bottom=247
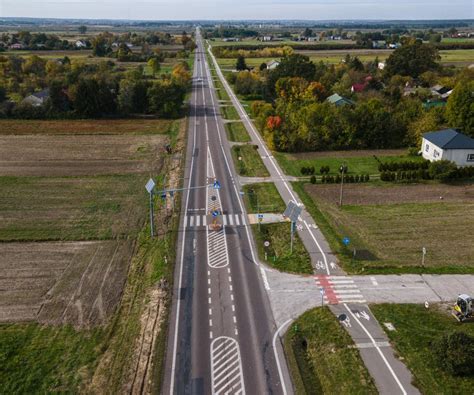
left=360, top=311, right=370, bottom=321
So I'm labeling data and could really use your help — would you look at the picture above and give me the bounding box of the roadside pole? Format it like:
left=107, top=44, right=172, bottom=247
left=422, top=247, right=426, bottom=269
left=145, top=178, right=156, bottom=238
left=290, top=221, right=294, bottom=254
left=339, top=162, right=348, bottom=207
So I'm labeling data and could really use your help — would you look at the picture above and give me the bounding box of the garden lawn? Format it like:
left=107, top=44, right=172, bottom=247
left=251, top=223, right=312, bottom=274
left=285, top=307, right=377, bottom=395
left=275, top=151, right=425, bottom=177
left=231, top=145, right=269, bottom=177
left=371, top=304, right=474, bottom=395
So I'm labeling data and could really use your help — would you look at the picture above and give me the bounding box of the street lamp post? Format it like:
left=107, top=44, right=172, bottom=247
left=339, top=162, right=348, bottom=207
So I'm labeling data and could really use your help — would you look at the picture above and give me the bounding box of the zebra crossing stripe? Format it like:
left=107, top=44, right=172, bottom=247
left=184, top=214, right=246, bottom=228
left=190, top=216, right=194, bottom=227
left=228, top=215, right=234, bottom=226
left=235, top=214, right=240, bottom=226
left=196, top=215, right=201, bottom=227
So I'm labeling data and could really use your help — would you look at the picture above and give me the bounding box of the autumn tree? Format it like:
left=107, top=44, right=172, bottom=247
left=385, top=40, right=440, bottom=78
left=446, top=80, right=474, bottom=136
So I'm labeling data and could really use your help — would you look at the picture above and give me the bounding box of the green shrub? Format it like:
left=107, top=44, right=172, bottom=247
left=310, top=175, right=316, bottom=184
left=429, top=160, right=458, bottom=181
left=432, top=331, right=474, bottom=376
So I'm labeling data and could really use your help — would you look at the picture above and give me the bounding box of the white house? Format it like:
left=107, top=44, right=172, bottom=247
left=75, top=40, right=87, bottom=48
left=266, top=60, right=280, bottom=70
left=422, top=129, right=474, bottom=167
left=262, top=36, right=272, bottom=42
left=22, top=89, right=50, bottom=107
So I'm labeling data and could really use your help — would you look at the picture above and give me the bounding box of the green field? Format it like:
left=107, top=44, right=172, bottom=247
left=371, top=304, right=474, bottom=394
left=0, top=175, right=148, bottom=241
left=225, top=121, right=251, bottom=142
left=252, top=223, right=312, bottom=274
left=0, top=324, right=105, bottom=393
left=217, top=49, right=474, bottom=67
left=285, top=307, right=377, bottom=395
left=293, top=181, right=474, bottom=274
left=231, top=145, right=270, bottom=177
left=242, top=183, right=286, bottom=213
left=274, top=151, right=424, bottom=177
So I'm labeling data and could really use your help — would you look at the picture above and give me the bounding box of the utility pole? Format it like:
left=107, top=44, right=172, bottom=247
left=339, top=162, right=348, bottom=207
left=290, top=221, right=294, bottom=254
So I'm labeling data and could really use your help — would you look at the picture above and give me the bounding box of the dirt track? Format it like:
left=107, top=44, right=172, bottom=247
left=0, top=240, right=133, bottom=327
left=0, top=134, right=166, bottom=176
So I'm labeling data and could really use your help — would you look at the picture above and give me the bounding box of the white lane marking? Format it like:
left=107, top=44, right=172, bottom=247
left=370, top=276, right=379, bottom=286
left=208, top=297, right=212, bottom=304
left=230, top=284, right=233, bottom=291
left=196, top=215, right=201, bottom=227
left=209, top=308, right=212, bottom=315
left=210, top=331, right=213, bottom=339
left=233, top=316, right=237, bottom=324
left=170, top=52, right=200, bottom=395
left=211, top=337, right=245, bottom=395
left=190, top=215, right=194, bottom=227
left=260, top=267, right=270, bottom=291
left=344, top=304, right=407, bottom=395
left=232, top=305, right=235, bottom=312
left=272, top=319, right=292, bottom=395
left=209, top=319, right=213, bottom=327
left=228, top=276, right=232, bottom=282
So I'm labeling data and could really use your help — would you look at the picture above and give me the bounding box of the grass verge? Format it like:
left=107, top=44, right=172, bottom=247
left=284, top=307, right=377, bottom=395
left=251, top=223, right=312, bottom=274
left=225, top=121, right=251, bottom=142
left=371, top=304, right=474, bottom=394
left=242, top=183, right=286, bottom=213
left=231, top=145, right=269, bottom=177
left=221, top=104, right=240, bottom=120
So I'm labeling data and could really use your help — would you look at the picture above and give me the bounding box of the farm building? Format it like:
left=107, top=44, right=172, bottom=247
left=22, top=89, right=50, bottom=107
left=422, top=129, right=474, bottom=167
left=266, top=60, right=280, bottom=70
left=75, top=40, right=87, bottom=48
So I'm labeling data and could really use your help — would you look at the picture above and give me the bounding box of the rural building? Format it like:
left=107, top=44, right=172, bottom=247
left=372, top=40, right=386, bottom=48
left=378, top=62, right=386, bottom=70
left=75, top=40, right=87, bottom=48
left=430, top=84, right=453, bottom=100
left=266, top=60, right=280, bottom=70
left=262, top=36, right=272, bottom=42
left=223, top=37, right=240, bottom=42
left=326, top=93, right=354, bottom=107
left=422, top=129, right=474, bottom=167
left=9, top=43, right=24, bottom=50
left=22, top=89, right=50, bottom=107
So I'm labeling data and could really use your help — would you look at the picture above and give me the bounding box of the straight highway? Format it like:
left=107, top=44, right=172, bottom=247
left=162, top=30, right=290, bottom=394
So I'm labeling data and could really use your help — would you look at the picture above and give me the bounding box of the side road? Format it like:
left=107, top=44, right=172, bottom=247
left=208, top=44, right=421, bottom=395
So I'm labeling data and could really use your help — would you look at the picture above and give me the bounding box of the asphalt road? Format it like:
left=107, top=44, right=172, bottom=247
left=162, top=30, right=291, bottom=395
left=207, top=42, right=421, bottom=394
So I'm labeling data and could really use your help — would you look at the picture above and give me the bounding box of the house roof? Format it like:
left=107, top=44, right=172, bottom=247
left=326, top=93, right=354, bottom=106
left=351, top=83, right=366, bottom=92
left=423, top=129, right=474, bottom=150
left=267, top=60, right=280, bottom=67
left=31, top=89, right=50, bottom=99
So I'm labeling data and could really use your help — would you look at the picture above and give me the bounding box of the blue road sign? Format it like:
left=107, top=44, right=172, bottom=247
left=343, top=237, right=350, bottom=246
left=213, top=180, right=221, bottom=190
left=212, top=210, right=220, bottom=217
left=258, top=214, right=264, bottom=219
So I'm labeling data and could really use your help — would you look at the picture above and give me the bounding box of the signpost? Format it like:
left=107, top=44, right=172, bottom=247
left=283, top=201, right=302, bottom=254
left=264, top=240, right=270, bottom=261
left=422, top=247, right=426, bottom=268
left=145, top=178, right=156, bottom=237
left=320, top=287, right=325, bottom=306
left=339, top=163, right=348, bottom=207
left=343, top=236, right=350, bottom=246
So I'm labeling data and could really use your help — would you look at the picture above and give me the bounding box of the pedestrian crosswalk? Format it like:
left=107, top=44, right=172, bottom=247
left=184, top=214, right=247, bottom=228
left=315, top=275, right=366, bottom=304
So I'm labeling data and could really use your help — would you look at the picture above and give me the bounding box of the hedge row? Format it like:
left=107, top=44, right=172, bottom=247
left=310, top=174, right=370, bottom=184
left=378, top=160, right=429, bottom=172
left=380, top=170, right=431, bottom=181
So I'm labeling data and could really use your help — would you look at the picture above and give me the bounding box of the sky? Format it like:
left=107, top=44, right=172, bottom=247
left=0, top=0, right=472, bottom=21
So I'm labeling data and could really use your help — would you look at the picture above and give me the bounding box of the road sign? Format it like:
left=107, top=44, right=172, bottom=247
left=213, top=180, right=221, bottom=190
left=145, top=178, right=156, bottom=193
left=212, top=210, right=220, bottom=217
left=320, top=287, right=325, bottom=296
left=342, top=237, right=350, bottom=246
left=422, top=247, right=426, bottom=255
left=283, top=201, right=302, bottom=223
left=264, top=241, right=270, bottom=247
